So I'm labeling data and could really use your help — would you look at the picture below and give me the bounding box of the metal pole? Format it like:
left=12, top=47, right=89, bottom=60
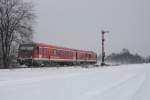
left=101, top=30, right=109, bottom=66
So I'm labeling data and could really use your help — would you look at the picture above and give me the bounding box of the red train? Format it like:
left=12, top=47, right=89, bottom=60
left=17, top=43, right=97, bottom=66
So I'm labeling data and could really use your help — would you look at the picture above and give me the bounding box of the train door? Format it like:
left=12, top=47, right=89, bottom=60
left=43, top=48, right=46, bottom=58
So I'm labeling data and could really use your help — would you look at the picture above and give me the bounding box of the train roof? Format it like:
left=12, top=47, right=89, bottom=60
left=20, top=42, right=97, bottom=54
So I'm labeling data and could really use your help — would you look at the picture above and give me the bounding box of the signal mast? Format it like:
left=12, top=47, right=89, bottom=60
left=101, top=30, right=109, bottom=66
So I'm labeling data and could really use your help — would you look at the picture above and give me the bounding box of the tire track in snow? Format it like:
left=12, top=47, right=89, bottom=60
left=78, top=73, right=146, bottom=100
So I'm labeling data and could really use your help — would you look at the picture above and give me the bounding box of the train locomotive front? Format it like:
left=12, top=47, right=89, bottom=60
left=17, top=43, right=36, bottom=66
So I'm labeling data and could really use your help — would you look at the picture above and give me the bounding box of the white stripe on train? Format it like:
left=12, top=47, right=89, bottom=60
left=18, top=58, right=96, bottom=62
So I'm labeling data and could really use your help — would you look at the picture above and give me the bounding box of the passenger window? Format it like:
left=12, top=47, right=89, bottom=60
left=64, top=51, right=68, bottom=56
left=36, top=47, right=39, bottom=54
left=43, top=48, right=47, bottom=55
left=54, top=50, right=57, bottom=55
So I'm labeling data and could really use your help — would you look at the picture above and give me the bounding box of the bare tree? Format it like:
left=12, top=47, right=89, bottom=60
left=0, top=0, right=35, bottom=68
left=0, top=39, right=2, bottom=66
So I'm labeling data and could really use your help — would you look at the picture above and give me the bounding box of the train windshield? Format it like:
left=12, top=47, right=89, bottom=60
left=19, top=46, right=34, bottom=51
left=19, top=44, right=34, bottom=55
left=19, top=44, right=34, bottom=51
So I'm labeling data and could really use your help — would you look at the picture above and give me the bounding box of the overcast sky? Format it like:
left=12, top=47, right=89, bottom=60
left=33, top=0, right=150, bottom=56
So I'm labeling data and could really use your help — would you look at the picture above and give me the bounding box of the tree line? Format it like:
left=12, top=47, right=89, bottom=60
left=106, top=48, right=149, bottom=64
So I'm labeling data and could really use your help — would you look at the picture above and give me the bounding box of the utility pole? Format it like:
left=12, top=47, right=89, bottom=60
left=101, top=30, right=109, bottom=66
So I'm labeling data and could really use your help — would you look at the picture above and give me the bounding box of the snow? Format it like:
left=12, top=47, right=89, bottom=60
left=0, top=64, right=150, bottom=100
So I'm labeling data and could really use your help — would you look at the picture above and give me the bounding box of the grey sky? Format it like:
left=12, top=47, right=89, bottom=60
left=33, top=0, right=150, bottom=56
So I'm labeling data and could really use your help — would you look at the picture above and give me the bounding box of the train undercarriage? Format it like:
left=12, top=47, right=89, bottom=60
left=17, top=58, right=96, bottom=67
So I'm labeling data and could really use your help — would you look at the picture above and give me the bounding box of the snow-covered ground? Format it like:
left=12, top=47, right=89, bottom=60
left=0, top=64, right=150, bottom=100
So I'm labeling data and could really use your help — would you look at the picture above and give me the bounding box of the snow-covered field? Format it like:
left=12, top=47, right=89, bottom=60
left=0, top=64, right=150, bottom=100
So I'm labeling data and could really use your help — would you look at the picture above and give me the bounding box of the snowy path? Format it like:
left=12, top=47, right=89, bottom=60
left=0, top=64, right=150, bottom=100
